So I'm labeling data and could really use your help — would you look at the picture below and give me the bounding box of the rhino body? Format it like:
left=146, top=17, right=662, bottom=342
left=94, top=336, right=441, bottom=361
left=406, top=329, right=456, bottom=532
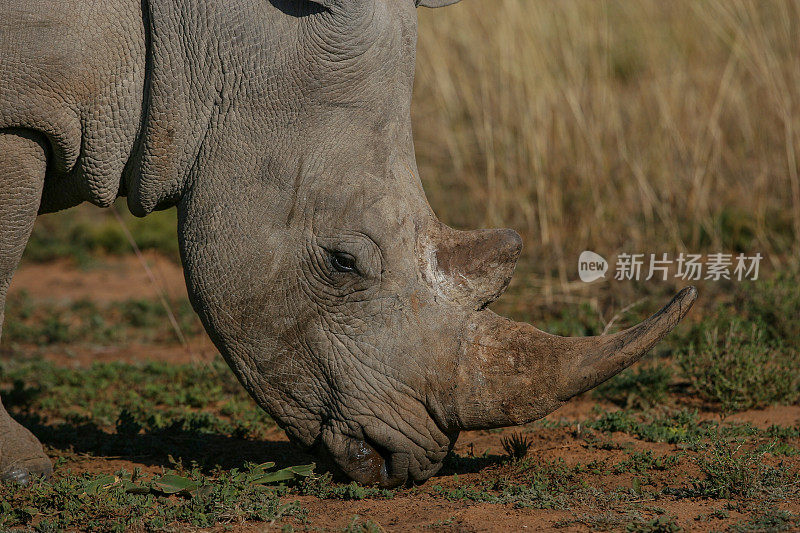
left=0, top=0, right=696, bottom=486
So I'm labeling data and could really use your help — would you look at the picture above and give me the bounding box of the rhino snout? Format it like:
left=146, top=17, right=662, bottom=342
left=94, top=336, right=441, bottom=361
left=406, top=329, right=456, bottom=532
left=320, top=417, right=454, bottom=488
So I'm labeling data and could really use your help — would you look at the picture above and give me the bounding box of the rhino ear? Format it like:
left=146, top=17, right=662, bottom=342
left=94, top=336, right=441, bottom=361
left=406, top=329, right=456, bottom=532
left=416, top=0, right=462, bottom=7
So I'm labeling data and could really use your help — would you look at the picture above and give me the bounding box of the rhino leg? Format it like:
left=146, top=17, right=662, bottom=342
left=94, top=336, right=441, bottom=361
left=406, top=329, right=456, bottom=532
left=0, top=129, right=52, bottom=484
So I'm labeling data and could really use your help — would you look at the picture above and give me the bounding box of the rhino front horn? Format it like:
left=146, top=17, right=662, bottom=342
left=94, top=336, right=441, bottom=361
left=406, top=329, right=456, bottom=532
left=448, top=287, right=698, bottom=431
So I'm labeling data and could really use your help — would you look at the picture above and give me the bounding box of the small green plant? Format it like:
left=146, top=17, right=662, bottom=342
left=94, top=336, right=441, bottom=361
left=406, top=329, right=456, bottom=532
left=613, top=450, right=681, bottom=474
left=0, top=359, right=276, bottom=445
left=344, top=515, right=383, bottom=533
left=689, top=436, right=793, bottom=499
left=728, top=507, right=800, bottom=532
left=0, top=462, right=312, bottom=531
left=587, top=408, right=708, bottom=444
left=594, top=364, right=674, bottom=409
left=626, top=515, right=681, bottom=533
left=738, top=265, right=800, bottom=347
left=677, top=320, right=799, bottom=412
left=298, top=473, right=394, bottom=501
left=501, top=432, right=533, bottom=461
left=695, top=508, right=729, bottom=522
left=556, top=512, right=681, bottom=532
left=2, top=293, right=202, bottom=347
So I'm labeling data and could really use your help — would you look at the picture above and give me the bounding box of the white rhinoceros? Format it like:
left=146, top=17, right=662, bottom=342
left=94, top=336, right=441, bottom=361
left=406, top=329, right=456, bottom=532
left=0, top=0, right=696, bottom=486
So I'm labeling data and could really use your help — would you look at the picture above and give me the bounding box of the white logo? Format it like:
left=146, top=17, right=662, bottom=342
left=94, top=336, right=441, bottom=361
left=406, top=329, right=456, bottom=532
left=578, top=251, right=609, bottom=283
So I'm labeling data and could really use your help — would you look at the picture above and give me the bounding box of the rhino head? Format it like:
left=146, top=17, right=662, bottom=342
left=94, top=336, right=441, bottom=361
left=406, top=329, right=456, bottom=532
left=129, top=0, right=696, bottom=486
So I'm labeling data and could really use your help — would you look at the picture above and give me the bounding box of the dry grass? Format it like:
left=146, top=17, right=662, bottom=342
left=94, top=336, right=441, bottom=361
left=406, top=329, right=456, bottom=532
left=414, top=0, right=800, bottom=301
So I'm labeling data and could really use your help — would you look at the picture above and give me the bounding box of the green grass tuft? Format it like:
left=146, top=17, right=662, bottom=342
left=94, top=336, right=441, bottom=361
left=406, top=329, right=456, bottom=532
left=594, top=364, right=674, bottom=409
left=0, top=359, right=274, bottom=443
left=677, top=320, right=799, bottom=413
left=729, top=508, right=800, bottom=533
left=2, top=292, right=202, bottom=348
left=688, top=436, right=797, bottom=499
left=501, top=433, right=533, bottom=461
left=0, top=463, right=310, bottom=531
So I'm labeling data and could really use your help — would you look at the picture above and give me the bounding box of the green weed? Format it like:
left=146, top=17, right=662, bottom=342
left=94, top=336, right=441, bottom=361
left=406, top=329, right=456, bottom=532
left=0, top=462, right=311, bottom=531
left=766, top=424, right=800, bottom=439
left=587, top=409, right=708, bottom=444
left=0, top=359, right=275, bottom=445
left=613, top=451, right=681, bottom=475
left=344, top=515, right=383, bottom=533
left=2, top=292, right=202, bottom=347
left=626, top=515, right=681, bottom=533
left=594, top=365, right=674, bottom=409
left=729, top=507, right=800, bottom=533
left=677, top=320, right=799, bottom=412
left=687, top=437, right=796, bottom=499
left=299, top=474, right=395, bottom=501
left=433, top=459, right=582, bottom=510
left=556, top=512, right=680, bottom=532
left=501, top=433, right=533, bottom=461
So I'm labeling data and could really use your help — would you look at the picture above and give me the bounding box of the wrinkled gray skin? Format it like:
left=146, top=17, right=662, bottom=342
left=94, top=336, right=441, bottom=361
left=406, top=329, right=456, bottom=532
left=0, top=0, right=697, bottom=487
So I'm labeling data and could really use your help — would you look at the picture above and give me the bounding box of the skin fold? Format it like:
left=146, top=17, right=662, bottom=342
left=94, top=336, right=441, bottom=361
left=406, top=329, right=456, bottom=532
left=0, top=0, right=696, bottom=487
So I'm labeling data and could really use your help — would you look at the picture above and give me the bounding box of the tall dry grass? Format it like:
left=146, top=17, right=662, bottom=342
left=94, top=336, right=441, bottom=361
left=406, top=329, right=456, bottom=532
left=414, top=0, right=800, bottom=301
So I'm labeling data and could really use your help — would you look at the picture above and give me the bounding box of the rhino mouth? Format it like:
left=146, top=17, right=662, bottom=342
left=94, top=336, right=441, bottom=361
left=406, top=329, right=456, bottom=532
left=339, top=435, right=403, bottom=488
left=318, top=414, right=454, bottom=488
left=319, top=428, right=405, bottom=488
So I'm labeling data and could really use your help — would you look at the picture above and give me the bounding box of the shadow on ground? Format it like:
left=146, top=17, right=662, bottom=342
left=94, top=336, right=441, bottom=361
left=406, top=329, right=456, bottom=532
left=10, top=409, right=507, bottom=486
left=11, top=412, right=320, bottom=474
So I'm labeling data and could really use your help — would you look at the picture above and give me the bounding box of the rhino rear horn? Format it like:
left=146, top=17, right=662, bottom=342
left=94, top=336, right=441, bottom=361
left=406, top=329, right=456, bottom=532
left=421, top=226, right=522, bottom=310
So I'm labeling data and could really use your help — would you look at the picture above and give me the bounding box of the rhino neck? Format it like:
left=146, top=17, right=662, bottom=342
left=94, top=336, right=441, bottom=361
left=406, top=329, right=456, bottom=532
left=124, top=0, right=224, bottom=216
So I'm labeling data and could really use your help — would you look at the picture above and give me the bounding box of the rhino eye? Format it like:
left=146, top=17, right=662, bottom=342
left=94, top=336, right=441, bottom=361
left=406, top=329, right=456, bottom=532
left=328, top=250, right=358, bottom=274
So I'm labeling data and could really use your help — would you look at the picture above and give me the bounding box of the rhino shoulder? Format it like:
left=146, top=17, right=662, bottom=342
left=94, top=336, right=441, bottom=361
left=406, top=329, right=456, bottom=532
left=0, top=0, right=146, bottom=212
